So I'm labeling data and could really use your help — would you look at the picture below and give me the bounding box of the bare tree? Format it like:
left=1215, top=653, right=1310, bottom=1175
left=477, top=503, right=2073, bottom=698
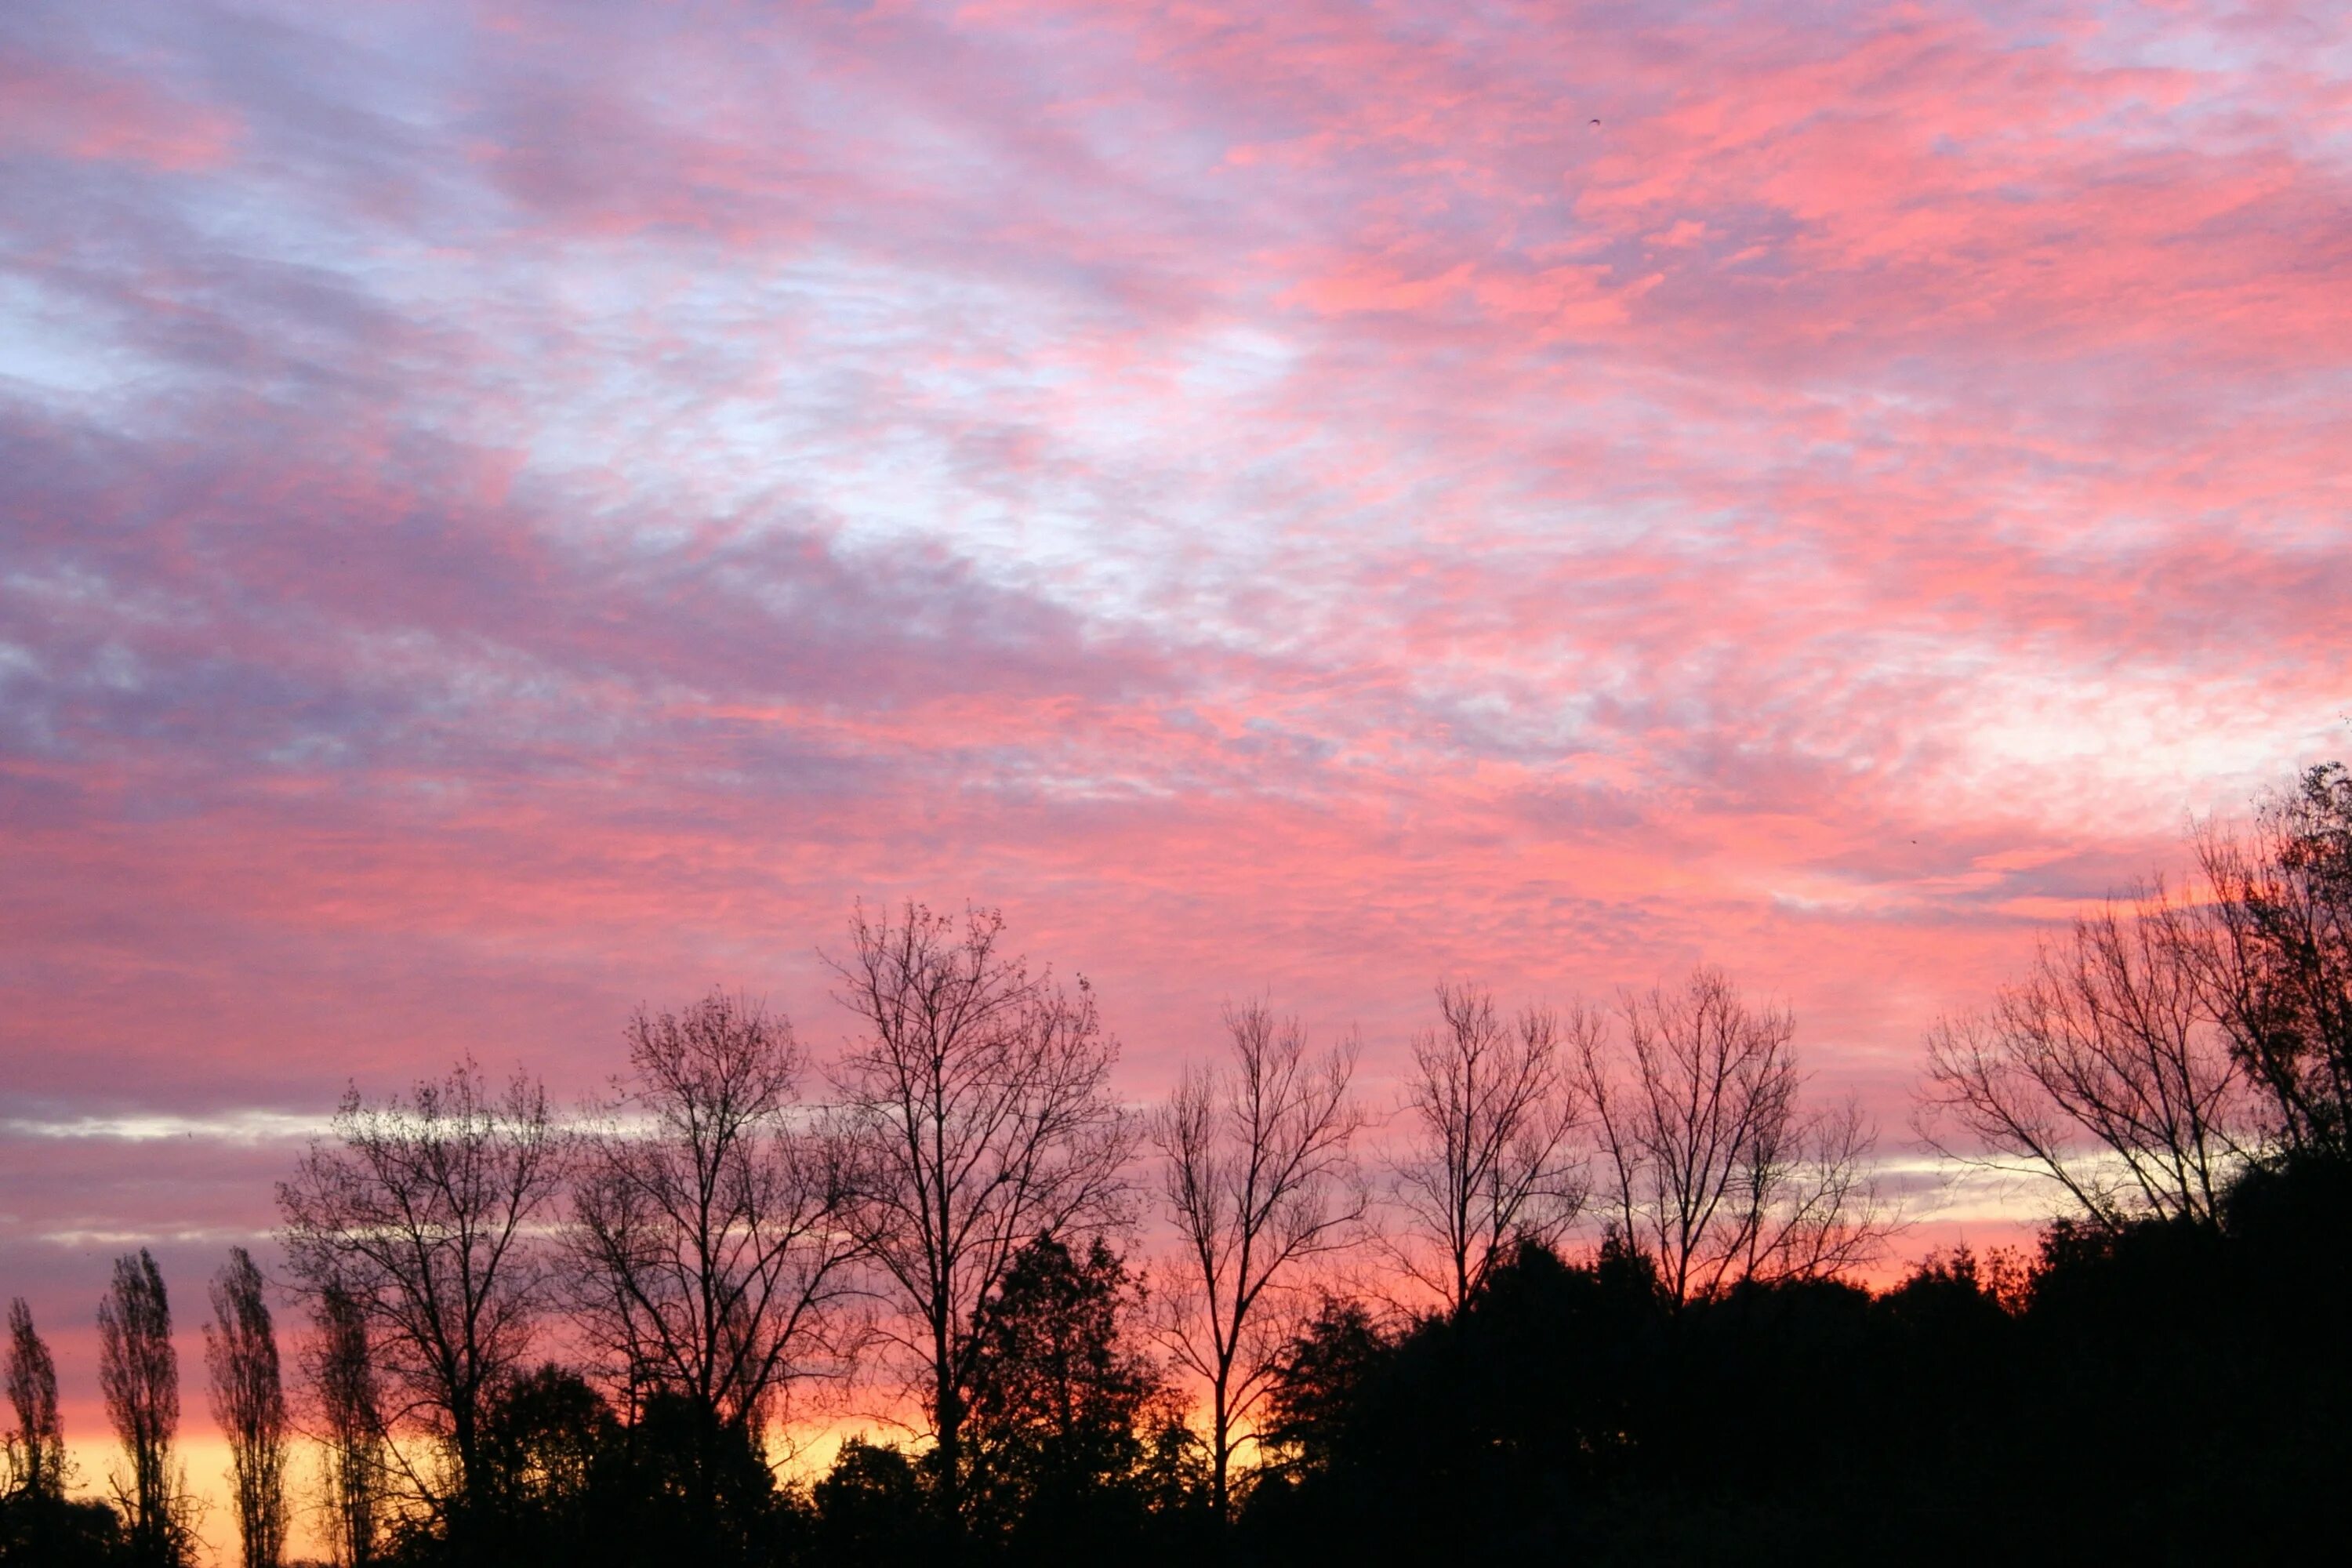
left=1730, top=1087, right=1893, bottom=1284
left=5, top=1298, right=65, bottom=1499
left=1390, top=982, right=1588, bottom=1313
left=206, top=1247, right=289, bottom=1568
left=2196, top=762, right=2352, bottom=1155
left=569, top=990, right=865, bottom=1489
left=278, top=1059, right=561, bottom=1543
left=1918, top=885, right=2250, bottom=1229
left=1154, top=1000, right=1363, bottom=1521
left=100, top=1248, right=192, bottom=1564
left=826, top=902, right=1132, bottom=1520
left=1581, top=968, right=1893, bottom=1307
left=305, top=1282, right=384, bottom=1568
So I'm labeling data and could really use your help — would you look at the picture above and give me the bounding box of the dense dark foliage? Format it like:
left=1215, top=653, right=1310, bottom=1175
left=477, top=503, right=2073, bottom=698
left=21, top=1163, right=2336, bottom=1566
left=16, top=1164, right=2310, bottom=1568
left=1243, top=1154, right=2352, bottom=1566
left=0, top=1490, right=127, bottom=1565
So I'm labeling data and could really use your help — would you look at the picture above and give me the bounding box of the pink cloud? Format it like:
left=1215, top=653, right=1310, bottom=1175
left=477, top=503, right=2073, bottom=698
left=0, top=46, right=238, bottom=170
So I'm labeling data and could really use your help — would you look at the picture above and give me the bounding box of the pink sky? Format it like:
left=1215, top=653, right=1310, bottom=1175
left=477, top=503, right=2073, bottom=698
left=3, top=0, right=2348, bottom=1526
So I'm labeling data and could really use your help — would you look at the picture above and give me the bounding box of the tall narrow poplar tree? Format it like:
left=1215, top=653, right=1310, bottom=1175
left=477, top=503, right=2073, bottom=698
left=307, top=1282, right=384, bottom=1568
left=99, top=1248, right=189, bottom=1565
left=5, top=1298, right=66, bottom=1498
left=206, top=1248, right=289, bottom=1568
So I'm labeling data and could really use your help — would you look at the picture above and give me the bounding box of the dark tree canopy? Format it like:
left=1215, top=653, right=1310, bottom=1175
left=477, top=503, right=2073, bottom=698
left=964, top=1235, right=1167, bottom=1538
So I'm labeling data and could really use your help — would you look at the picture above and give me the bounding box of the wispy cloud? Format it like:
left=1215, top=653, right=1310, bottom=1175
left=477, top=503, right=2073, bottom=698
left=0, top=1110, right=323, bottom=1143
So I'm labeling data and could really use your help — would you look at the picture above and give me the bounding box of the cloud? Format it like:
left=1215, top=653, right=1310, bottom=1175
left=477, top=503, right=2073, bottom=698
left=2, top=0, right=2348, bottom=1454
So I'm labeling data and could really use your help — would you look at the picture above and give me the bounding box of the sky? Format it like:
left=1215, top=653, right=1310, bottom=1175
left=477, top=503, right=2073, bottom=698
left=2, top=0, right=2349, bottom=1541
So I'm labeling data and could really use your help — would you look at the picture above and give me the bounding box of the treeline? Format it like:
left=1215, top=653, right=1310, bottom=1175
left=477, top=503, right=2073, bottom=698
left=4, top=764, right=2348, bottom=1566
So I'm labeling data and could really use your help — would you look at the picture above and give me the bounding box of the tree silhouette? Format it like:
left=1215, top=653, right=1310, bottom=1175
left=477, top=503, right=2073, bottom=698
left=5, top=1298, right=65, bottom=1501
left=472, top=1365, right=622, bottom=1561
left=99, top=1249, right=191, bottom=1565
left=0, top=1295, right=121, bottom=1563
left=205, top=1247, right=289, bottom=1568
left=278, top=1059, right=561, bottom=1554
left=568, top=990, right=863, bottom=1545
left=1919, top=884, right=2249, bottom=1227
left=304, top=1281, right=385, bottom=1568
left=1391, top=982, right=1588, bottom=1312
left=826, top=902, right=1131, bottom=1525
left=811, top=1437, right=939, bottom=1559
left=964, top=1234, right=1167, bottom=1543
left=129, top=838, right=2329, bottom=1565
left=1581, top=968, right=1891, bottom=1305
left=1153, top=1000, right=1362, bottom=1520
left=2199, top=762, right=2352, bottom=1154
left=1256, top=1296, right=1389, bottom=1483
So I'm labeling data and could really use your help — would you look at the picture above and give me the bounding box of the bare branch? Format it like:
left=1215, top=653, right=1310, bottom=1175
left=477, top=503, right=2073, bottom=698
left=1916, top=884, right=2250, bottom=1228
left=1389, top=982, right=1590, bottom=1313
left=277, top=1058, right=561, bottom=1538
left=1582, top=967, right=1894, bottom=1306
left=2193, top=764, right=2352, bottom=1156
left=823, top=901, right=1132, bottom=1520
left=1152, top=998, right=1363, bottom=1519
left=568, top=989, right=866, bottom=1474
left=302, top=1281, right=386, bottom=1568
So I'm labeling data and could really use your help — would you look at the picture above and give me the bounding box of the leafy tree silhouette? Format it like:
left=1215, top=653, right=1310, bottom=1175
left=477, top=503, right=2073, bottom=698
left=963, top=1235, right=1169, bottom=1550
